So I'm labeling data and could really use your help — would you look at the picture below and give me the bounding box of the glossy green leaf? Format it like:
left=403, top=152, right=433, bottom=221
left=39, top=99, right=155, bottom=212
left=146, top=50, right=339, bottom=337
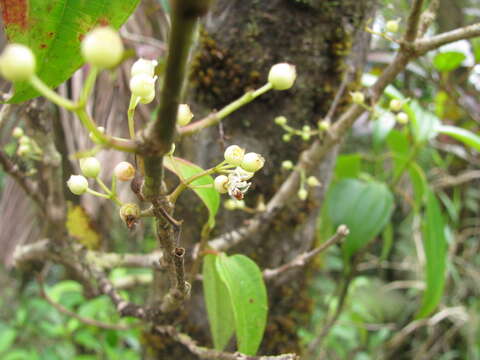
left=216, top=254, right=268, bottom=355
left=437, top=125, right=480, bottom=152
left=2, top=0, right=141, bottom=103
left=416, top=190, right=447, bottom=318
left=432, top=51, right=466, bottom=72
left=326, top=179, right=395, bottom=259
left=334, top=153, right=362, bottom=179
left=373, top=109, right=396, bottom=149
left=164, top=156, right=219, bottom=228
left=202, top=254, right=235, bottom=351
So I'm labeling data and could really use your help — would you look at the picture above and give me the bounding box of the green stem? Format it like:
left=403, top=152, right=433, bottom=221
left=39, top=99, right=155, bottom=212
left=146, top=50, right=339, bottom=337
left=217, top=83, right=272, bottom=119
left=75, top=108, right=136, bottom=153
left=128, top=96, right=140, bottom=139
left=78, top=67, right=98, bottom=107
left=86, top=188, right=111, bottom=199
left=169, top=166, right=218, bottom=203
left=96, top=177, right=112, bottom=195
left=179, top=83, right=273, bottom=136
left=29, top=75, right=76, bottom=110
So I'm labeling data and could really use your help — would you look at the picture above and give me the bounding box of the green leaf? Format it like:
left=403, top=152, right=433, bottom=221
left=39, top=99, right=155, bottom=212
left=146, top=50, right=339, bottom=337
left=416, top=190, right=447, bottom=318
left=202, top=254, right=235, bottom=351
left=0, top=325, right=17, bottom=353
left=432, top=51, right=466, bottom=72
left=436, top=125, right=480, bottom=152
left=164, top=156, right=220, bottom=228
left=408, top=162, right=428, bottom=209
left=408, top=101, right=440, bottom=144
left=326, top=179, right=395, bottom=259
left=334, top=154, right=362, bottom=179
left=373, top=109, right=396, bottom=149
left=362, top=73, right=405, bottom=99
left=2, top=0, right=141, bottom=103
left=216, top=254, right=268, bottom=355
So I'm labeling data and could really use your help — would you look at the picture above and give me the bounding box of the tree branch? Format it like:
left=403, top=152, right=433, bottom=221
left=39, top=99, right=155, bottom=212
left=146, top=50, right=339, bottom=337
left=414, top=22, right=480, bottom=54
left=263, top=225, right=349, bottom=280
left=154, top=325, right=300, bottom=360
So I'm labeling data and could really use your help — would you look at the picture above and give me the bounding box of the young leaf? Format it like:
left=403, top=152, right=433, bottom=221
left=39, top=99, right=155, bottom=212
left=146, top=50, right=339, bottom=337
left=416, top=190, right=447, bottom=318
left=2, top=0, right=141, bottom=103
left=202, top=254, right=235, bottom=350
left=408, top=101, right=440, bottom=144
left=432, top=51, right=466, bottom=72
left=326, top=179, right=395, bottom=259
left=164, top=156, right=219, bottom=228
left=436, top=125, right=480, bottom=152
left=216, top=254, right=268, bottom=355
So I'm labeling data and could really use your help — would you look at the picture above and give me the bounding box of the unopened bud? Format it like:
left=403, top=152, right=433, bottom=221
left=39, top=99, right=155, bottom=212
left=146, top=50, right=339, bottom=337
left=131, top=58, right=157, bottom=78
left=214, top=175, right=229, bottom=194
left=81, top=27, right=124, bottom=69
left=282, top=160, right=294, bottom=170
left=297, top=188, right=308, bottom=201
left=386, top=20, right=399, bottom=33
left=114, top=161, right=135, bottom=181
left=389, top=99, right=402, bottom=112
left=351, top=91, right=365, bottom=105
left=224, top=145, right=245, bottom=166
left=282, top=133, right=291, bottom=142
left=274, top=116, right=287, bottom=126
left=240, top=152, right=265, bottom=173
left=80, top=157, right=101, bottom=178
left=177, top=104, right=194, bottom=126
left=12, top=127, right=24, bottom=139
left=67, top=175, right=89, bottom=195
left=268, top=63, right=297, bottom=90
left=307, top=176, right=321, bottom=187
left=396, top=112, right=409, bottom=124
left=318, top=120, right=330, bottom=131
left=17, top=144, right=30, bottom=157
left=130, top=74, right=156, bottom=98
left=0, top=44, right=36, bottom=81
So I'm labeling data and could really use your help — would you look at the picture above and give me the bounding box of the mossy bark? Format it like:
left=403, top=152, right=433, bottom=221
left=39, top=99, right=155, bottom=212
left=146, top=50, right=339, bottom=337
left=151, top=0, right=374, bottom=358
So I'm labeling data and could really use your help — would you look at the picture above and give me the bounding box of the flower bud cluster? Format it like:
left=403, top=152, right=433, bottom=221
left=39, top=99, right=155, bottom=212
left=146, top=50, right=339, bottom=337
left=388, top=99, right=409, bottom=125
left=274, top=115, right=316, bottom=143
left=13, top=132, right=42, bottom=158
left=213, top=145, right=265, bottom=200
left=130, top=58, right=158, bottom=104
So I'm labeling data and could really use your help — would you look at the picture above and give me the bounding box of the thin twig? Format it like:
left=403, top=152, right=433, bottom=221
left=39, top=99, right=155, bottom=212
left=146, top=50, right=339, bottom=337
left=154, top=325, right=300, bottom=360
left=0, top=150, right=46, bottom=213
left=263, top=225, right=349, bottom=280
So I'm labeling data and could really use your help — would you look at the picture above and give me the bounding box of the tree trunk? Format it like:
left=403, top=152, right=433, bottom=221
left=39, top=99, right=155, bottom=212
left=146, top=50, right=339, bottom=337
left=152, top=0, right=374, bottom=358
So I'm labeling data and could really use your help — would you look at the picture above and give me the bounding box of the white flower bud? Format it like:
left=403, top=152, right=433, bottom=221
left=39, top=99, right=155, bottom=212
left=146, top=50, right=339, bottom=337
left=139, top=89, right=155, bottom=104
left=351, top=91, right=365, bottom=105
left=268, top=63, right=297, bottom=90
left=297, top=188, right=308, bottom=201
left=19, top=136, right=30, bottom=146
left=177, top=104, right=194, bottom=126
left=282, top=160, right=294, bottom=170
left=214, top=175, right=229, bottom=194
left=114, top=161, right=135, bottom=181
left=386, top=20, right=399, bottom=33
left=12, top=127, right=24, bottom=139
left=89, top=126, right=105, bottom=144
left=307, top=176, right=321, bottom=187
left=0, top=44, right=36, bottom=81
left=130, top=74, right=156, bottom=98
left=396, top=112, right=409, bottom=124
left=17, top=144, right=30, bottom=157
left=318, top=120, right=330, bottom=131
left=224, top=145, right=245, bottom=166
left=131, top=58, right=157, bottom=78
left=240, top=152, right=265, bottom=173
left=80, top=157, right=101, bottom=178
left=389, top=99, right=402, bottom=112
left=81, top=27, right=124, bottom=69
left=274, top=116, right=287, bottom=126
left=67, top=175, right=89, bottom=195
